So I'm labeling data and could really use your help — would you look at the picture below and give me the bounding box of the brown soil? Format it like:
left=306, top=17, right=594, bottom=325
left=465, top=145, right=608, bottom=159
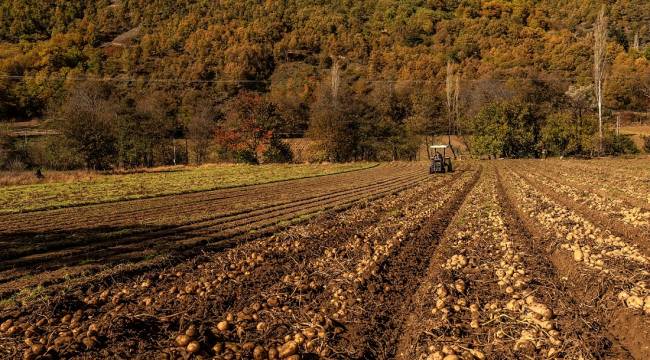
left=497, top=165, right=650, bottom=360
left=1, top=161, right=648, bottom=360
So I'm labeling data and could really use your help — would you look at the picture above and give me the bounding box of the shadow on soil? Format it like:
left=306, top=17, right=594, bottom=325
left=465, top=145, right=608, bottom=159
left=0, top=224, right=177, bottom=271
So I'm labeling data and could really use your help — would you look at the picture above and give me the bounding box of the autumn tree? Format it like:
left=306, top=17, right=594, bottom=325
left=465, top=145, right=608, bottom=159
left=187, top=111, right=217, bottom=165
left=215, top=91, right=291, bottom=164
left=54, top=82, right=118, bottom=170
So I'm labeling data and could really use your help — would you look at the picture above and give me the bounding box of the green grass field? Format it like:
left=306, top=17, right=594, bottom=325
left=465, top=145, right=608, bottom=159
left=0, top=162, right=377, bottom=214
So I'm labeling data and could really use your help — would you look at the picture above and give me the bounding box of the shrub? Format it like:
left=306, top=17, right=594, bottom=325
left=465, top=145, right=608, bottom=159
left=263, top=137, right=293, bottom=163
left=644, top=136, right=650, bottom=153
left=603, top=133, right=639, bottom=155
left=234, top=149, right=259, bottom=164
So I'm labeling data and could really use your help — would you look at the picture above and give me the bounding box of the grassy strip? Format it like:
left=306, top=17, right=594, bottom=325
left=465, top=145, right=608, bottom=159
left=0, top=162, right=377, bottom=214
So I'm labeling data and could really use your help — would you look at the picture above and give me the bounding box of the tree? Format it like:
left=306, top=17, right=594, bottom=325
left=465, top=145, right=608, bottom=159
left=215, top=91, right=288, bottom=164
left=541, top=111, right=596, bottom=156
left=308, top=83, right=375, bottom=162
left=187, top=111, right=217, bottom=164
left=470, top=101, right=539, bottom=158
left=593, top=5, right=608, bottom=154
left=114, top=93, right=178, bottom=168
left=54, top=82, right=118, bottom=170
left=445, top=61, right=456, bottom=152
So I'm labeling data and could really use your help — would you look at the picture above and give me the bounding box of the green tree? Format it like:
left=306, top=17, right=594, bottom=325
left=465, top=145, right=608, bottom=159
left=541, top=111, right=596, bottom=156
left=470, top=101, right=539, bottom=158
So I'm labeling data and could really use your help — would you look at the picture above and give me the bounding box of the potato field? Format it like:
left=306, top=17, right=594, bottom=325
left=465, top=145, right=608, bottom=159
left=0, top=160, right=649, bottom=360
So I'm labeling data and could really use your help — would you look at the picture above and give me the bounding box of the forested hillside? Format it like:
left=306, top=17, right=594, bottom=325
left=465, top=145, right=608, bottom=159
left=1, top=1, right=649, bottom=168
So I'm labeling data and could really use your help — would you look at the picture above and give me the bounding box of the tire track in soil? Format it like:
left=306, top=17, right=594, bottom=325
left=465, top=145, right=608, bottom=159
left=0, top=167, right=442, bottom=300
left=507, top=164, right=650, bottom=256
left=497, top=166, right=650, bottom=359
left=338, top=167, right=482, bottom=359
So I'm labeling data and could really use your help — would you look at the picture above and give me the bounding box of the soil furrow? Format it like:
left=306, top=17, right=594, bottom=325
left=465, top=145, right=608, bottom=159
left=0, top=164, right=414, bottom=233
left=0, top=169, right=423, bottom=260
left=0, top=172, right=428, bottom=272
left=508, top=164, right=650, bottom=256
left=498, top=165, right=650, bottom=359
left=331, top=168, right=481, bottom=359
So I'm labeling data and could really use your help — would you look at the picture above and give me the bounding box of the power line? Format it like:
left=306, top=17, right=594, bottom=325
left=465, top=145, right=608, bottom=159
left=0, top=73, right=600, bottom=84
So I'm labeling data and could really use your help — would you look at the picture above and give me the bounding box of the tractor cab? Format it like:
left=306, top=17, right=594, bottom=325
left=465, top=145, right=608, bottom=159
left=429, top=145, right=453, bottom=174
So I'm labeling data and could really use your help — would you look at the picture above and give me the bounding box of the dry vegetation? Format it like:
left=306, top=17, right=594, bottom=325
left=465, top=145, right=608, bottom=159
left=0, top=159, right=649, bottom=359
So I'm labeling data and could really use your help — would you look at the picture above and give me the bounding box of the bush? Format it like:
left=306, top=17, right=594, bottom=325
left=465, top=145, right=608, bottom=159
left=603, top=133, right=639, bottom=155
left=644, top=136, right=650, bottom=153
left=27, top=136, right=84, bottom=170
left=263, top=137, right=293, bottom=163
left=0, top=128, right=34, bottom=170
left=234, top=149, right=259, bottom=164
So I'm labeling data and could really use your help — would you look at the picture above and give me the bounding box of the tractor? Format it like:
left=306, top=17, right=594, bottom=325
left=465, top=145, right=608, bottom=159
left=429, top=145, right=453, bottom=174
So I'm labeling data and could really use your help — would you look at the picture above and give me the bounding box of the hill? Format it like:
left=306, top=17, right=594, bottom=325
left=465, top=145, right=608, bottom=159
left=0, top=1, right=649, bottom=168
left=1, top=1, right=649, bottom=119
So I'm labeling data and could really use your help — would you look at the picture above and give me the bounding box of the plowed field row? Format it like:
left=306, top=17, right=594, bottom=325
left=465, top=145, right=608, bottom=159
left=0, top=163, right=444, bottom=303
left=397, top=164, right=621, bottom=359
left=0, top=163, right=417, bottom=234
left=499, top=165, right=650, bottom=359
left=0, top=165, right=477, bottom=359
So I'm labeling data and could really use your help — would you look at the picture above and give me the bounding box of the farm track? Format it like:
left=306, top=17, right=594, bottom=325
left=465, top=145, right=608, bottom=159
left=0, top=163, right=440, bottom=299
left=498, top=165, right=650, bottom=359
left=507, top=164, right=650, bottom=256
